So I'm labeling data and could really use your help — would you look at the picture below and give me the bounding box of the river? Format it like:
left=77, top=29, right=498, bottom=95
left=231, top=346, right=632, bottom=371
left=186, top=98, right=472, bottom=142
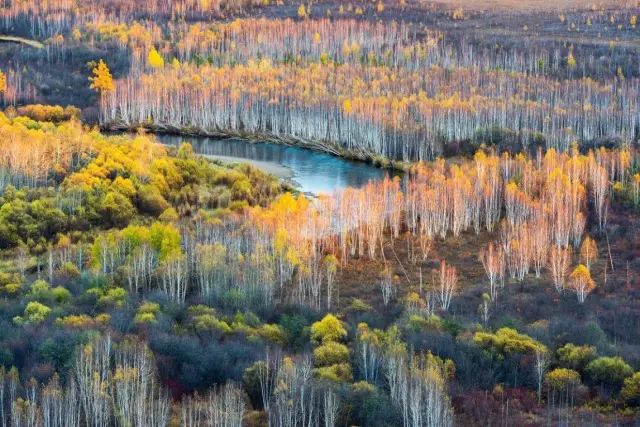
left=157, top=134, right=397, bottom=195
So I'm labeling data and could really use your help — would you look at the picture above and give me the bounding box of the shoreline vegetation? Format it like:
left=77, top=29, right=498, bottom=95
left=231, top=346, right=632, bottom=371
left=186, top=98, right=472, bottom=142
left=103, top=122, right=415, bottom=171
left=102, top=122, right=637, bottom=177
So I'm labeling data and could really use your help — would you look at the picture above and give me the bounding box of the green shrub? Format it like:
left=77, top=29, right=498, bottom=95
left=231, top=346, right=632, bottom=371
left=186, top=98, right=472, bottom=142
left=585, top=356, right=633, bottom=391
left=621, top=372, right=640, bottom=406
left=313, top=341, right=350, bottom=366
left=14, top=301, right=52, bottom=324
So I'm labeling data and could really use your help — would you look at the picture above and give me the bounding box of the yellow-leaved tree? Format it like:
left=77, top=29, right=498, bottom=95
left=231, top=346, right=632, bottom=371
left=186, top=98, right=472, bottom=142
left=89, top=60, right=114, bottom=94
left=570, top=264, right=596, bottom=304
left=342, top=98, right=353, bottom=114
left=148, top=47, right=164, bottom=69
left=297, top=3, right=307, bottom=18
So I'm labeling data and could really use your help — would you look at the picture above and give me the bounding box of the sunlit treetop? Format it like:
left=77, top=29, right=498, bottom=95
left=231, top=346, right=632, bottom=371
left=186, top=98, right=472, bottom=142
left=89, top=60, right=114, bottom=93
left=148, top=47, right=165, bottom=69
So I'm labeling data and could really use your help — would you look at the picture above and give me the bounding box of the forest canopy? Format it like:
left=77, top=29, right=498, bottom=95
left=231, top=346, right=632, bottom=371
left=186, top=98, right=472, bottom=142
left=1, top=0, right=640, bottom=425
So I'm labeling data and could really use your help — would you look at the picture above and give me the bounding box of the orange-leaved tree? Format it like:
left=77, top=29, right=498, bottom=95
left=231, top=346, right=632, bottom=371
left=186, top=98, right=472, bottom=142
left=579, top=236, right=598, bottom=271
left=0, top=70, right=6, bottom=94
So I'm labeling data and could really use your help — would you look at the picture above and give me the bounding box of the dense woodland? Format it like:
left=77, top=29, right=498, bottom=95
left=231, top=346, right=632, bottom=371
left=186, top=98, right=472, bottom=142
left=1, top=0, right=640, bottom=426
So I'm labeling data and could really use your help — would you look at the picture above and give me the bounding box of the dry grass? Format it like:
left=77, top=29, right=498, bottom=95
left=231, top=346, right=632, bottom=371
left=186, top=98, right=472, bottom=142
left=335, top=230, right=493, bottom=316
left=333, top=200, right=640, bottom=327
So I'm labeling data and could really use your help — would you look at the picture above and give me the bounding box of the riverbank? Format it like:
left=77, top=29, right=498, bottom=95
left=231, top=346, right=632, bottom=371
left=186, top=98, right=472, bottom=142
left=0, top=35, right=44, bottom=49
left=201, top=154, right=294, bottom=180
left=156, top=133, right=398, bottom=195
left=102, top=123, right=414, bottom=173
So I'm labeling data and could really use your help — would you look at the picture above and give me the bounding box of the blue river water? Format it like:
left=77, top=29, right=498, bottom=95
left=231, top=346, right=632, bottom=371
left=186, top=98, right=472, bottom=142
left=156, top=134, right=397, bottom=195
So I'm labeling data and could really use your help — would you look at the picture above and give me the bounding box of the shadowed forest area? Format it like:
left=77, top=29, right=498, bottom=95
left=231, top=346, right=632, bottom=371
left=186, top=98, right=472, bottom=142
left=1, top=0, right=640, bottom=426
